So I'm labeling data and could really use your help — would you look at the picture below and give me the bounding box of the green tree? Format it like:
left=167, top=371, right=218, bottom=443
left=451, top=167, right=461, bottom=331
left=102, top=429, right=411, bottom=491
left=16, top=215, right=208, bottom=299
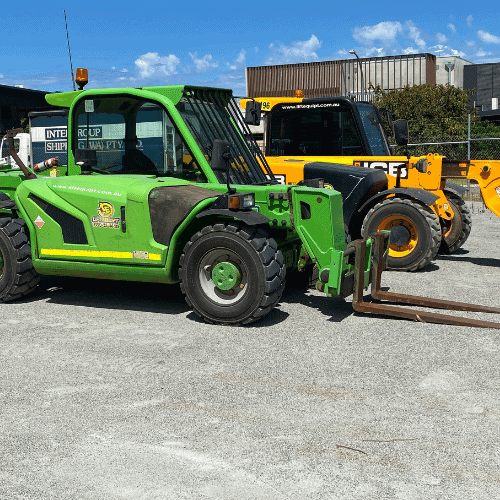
left=373, top=84, right=500, bottom=158
left=373, top=84, right=473, bottom=138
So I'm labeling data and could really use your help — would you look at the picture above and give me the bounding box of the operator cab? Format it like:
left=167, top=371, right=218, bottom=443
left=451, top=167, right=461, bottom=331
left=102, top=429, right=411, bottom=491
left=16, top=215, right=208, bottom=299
left=72, top=89, right=275, bottom=186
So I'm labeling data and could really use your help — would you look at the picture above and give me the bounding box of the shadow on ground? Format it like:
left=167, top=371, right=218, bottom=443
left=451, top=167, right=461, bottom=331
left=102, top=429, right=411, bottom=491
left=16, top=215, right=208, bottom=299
left=22, top=276, right=189, bottom=316
left=437, top=253, right=500, bottom=268
left=17, top=277, right=368, bottom=327
left=22, top=275, right=293, bottom=327
left=280, top=288, right=354, bottom=323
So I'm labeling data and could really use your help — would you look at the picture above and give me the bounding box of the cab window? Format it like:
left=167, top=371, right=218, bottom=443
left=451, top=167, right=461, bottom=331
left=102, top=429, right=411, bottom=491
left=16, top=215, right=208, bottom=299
left=268, top=104, right=365, bottom=156
left=72, top=96, right=208, bottom=182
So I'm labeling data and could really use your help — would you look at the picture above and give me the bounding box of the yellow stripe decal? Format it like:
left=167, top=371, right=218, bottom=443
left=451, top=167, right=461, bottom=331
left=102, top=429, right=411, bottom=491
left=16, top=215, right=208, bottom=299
left=41, top=249, right=162, bottom=261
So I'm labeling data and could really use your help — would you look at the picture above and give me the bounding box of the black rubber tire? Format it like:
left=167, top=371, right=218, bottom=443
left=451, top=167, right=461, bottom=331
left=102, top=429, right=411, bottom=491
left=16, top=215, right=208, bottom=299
left=361, top=198, right=442, bottom=272
left=179, top=223, right=285, bottom=324
left=0, top=217, right=40, bottom=302
left=439, top=191, right=472, bottom=254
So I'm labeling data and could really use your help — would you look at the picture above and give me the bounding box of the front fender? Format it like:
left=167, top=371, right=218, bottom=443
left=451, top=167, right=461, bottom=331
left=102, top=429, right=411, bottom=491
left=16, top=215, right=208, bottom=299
left=444, top=181, right=467, bottom=196
left=358, top=187, right=440, bottom=214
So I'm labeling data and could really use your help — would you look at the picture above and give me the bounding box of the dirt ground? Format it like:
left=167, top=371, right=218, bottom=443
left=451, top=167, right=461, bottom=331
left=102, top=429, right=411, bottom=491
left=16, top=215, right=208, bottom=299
left=1, top=204, right=499, bottom=499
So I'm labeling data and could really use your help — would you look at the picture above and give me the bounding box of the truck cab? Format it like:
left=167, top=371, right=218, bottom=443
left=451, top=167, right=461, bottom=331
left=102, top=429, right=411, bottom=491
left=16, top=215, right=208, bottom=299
left=0, top=132, right=30, bottom=169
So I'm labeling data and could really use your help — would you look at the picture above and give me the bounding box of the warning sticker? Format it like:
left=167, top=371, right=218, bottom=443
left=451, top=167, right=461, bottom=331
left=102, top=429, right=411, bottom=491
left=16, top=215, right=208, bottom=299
left=34, top=216, right=45, bottom=229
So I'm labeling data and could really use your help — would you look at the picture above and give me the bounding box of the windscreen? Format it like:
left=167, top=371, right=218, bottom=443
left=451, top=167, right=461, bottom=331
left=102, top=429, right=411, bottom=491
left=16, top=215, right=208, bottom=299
left=179, top=88, right=273, bottom=185
left=268, top=102, right=365, bottom=157
left=1, top=138, right=19, bottom=158
left=356, top=103, right=391, bottom=156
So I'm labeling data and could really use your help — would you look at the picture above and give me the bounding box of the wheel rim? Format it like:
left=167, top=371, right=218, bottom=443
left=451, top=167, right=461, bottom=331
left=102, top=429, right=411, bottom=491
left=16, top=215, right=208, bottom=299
left=441, top=198, right=462, bottom=245
left=211, top=261, right=242, bottom=291
left=0, top=249, right=3, bottom=277
left=199, top=248, right=248, bottom=305
left=377, top=215, right=418, bottom=257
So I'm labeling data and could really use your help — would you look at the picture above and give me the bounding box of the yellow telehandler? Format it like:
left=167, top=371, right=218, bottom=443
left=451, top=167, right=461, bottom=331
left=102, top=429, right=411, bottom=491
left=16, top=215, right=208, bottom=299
left=239, top=95, right=496, bottom=272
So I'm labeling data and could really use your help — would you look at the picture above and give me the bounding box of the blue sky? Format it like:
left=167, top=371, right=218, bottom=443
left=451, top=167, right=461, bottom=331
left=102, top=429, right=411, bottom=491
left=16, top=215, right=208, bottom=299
left=1, top=0, right=500, bottom=95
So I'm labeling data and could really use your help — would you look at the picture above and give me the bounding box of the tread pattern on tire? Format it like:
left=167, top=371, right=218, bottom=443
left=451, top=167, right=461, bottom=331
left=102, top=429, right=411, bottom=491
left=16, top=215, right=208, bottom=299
left=0, top=217, right=40, bottom=302
left=179, top=222, right=285, bottom=325
left=440, top=191, right=472, bottom=253
left=361, top=197, right=442, bottom=272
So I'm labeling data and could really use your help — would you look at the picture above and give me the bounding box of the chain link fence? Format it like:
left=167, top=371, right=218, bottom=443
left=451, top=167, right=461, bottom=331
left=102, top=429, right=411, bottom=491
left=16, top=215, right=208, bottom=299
left=391, top=115, right=500, bottom=160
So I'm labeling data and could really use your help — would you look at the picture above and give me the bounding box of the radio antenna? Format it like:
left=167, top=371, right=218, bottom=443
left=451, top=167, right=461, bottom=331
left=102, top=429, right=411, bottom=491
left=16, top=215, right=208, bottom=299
left=64, top=10, right=76, bottom=91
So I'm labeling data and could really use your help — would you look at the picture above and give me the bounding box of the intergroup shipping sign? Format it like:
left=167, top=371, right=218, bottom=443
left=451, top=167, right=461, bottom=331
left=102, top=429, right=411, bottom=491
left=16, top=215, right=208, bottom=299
left=44, top=127, right=68, bottom=154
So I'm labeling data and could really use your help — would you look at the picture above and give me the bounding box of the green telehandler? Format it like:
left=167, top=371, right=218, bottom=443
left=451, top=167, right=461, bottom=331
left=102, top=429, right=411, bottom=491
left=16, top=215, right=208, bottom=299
left=0, top=70, right=498, bottom=328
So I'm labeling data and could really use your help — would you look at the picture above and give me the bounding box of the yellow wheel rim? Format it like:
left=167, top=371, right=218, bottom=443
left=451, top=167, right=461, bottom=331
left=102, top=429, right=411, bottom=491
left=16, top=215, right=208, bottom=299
left=377, top=215, right=418, bottom=258
left=441, top=199, right=461, bottom=244
left=442, top=219, right=453, bottom=239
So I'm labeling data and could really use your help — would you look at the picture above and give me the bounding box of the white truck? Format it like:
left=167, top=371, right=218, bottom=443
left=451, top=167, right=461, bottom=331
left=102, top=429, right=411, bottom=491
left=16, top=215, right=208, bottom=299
left=0, top=132, right=30, bottom=169
left=0, top=109, right=68, bottom=171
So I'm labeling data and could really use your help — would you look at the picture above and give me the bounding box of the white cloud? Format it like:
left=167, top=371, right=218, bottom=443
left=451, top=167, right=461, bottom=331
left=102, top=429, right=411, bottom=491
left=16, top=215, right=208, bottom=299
left=134, top=52, right=181, bottom=79
left=335, top=48, right=349, bottom=58
left=477, top=30, right=500, bottom=44
left=466, top=15, right=473, bottom=27
left=353, top=21, right=403, bottom=46
left=228, top=50, right=246, bottom=70
left=436, top=33, right=447, bottom=44
left=476, top=50, right=493, bottom=58
left=364, top=47, right=387, bottom=57
left=448, top=23, right=456, bottom=34
left=404, top=21, right=426, bottom=48
left=429, top=44, right=467, bottom=58
left=121, top=68, right=128, bottom=73
left=235, top=50, right=246, bottom=65
left=352, top=20, right=427, bottom=50
left=189, top=52, right=218, bottom=72
left=0, top=74, right=3, bottom=78
left=192, top=71, right=246, bottom=96
left=403, top=46, right=418, bottom=55
left=264, top=35, right=321, bottom=65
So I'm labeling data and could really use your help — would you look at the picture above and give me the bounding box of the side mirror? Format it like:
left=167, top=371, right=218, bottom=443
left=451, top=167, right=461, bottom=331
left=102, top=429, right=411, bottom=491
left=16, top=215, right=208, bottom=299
left=393, top=119, right=409, bottom=147
left=244, top=100, right=262, bottom=126
left=210, top=140, right=231, bottom=172
left=74, top=148, right=97, bottom=173
left=211, top=139, right=235, bottom=194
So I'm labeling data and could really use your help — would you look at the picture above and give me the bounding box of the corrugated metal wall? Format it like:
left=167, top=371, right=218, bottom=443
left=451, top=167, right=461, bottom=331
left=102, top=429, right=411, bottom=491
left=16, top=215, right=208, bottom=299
left=477, top=64, right=500, bottom=111
left=246, top=53, right=437, bottom=98
left=464, top=63, right=500, bottom=112
left=245, top=60, right=345, bottom=98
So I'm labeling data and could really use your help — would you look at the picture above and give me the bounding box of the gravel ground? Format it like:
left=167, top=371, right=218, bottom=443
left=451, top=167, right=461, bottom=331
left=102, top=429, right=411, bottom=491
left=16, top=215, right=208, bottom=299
left=1, top=204, right=500, bottom=500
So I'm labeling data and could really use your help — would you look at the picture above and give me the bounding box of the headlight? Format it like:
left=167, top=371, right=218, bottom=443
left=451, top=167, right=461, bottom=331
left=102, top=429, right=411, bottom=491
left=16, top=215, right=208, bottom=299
left=241, top=194, right=255, bottom=208
left=228, top=193, right=255, bottom=210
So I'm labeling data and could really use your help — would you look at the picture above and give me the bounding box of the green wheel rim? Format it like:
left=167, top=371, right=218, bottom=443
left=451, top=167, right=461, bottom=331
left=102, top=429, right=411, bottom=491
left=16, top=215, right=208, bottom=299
left=198, top=248, right=248, bottom=305
left=212, top=261, right=242, bottom=291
